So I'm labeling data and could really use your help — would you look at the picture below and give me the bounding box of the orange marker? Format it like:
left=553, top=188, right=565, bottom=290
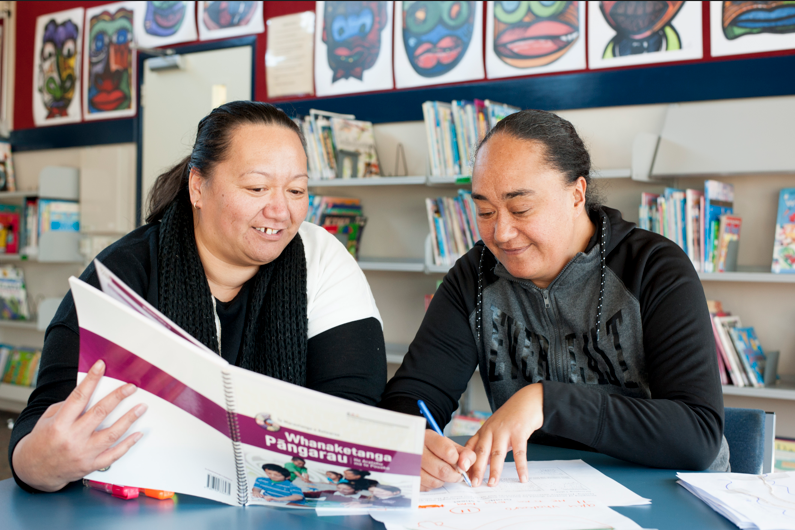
left=143, top=489, right=175, bottom=500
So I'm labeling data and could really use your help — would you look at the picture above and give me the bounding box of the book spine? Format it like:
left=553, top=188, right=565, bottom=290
left=425, top=199, right=441, bottom=266
left=222, top=370, right=249, bottom=506
left=422, top=103, right=440, bottom=177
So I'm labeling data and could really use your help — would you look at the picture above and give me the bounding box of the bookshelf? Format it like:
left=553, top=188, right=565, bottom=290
left=0, top=382, right=34, bottom=408
left=722, top=385, right=795, bottom=402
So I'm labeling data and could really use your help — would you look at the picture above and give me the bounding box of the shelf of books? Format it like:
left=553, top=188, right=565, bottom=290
left=308, top=176, right=427, bottom=187
left=698, top=271, right=795, bottom=283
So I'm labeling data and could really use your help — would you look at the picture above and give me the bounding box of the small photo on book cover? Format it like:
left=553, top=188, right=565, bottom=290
left=330, top=118, right=381, bottom=179
left=772, top=188, right=795, bottom=274
left=0, top=265, right=30, bottom=320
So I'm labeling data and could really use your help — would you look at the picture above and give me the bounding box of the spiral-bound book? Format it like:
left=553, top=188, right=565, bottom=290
left=70, top=260, right=425, bottom=508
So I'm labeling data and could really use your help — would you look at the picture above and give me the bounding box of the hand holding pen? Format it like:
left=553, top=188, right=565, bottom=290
left=417, top=400, right=475, bottom=489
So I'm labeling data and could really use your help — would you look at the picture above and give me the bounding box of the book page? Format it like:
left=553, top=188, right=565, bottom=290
left=228, top=365, right=425, bottom=509
left=70, top=274, right=238, bottom=505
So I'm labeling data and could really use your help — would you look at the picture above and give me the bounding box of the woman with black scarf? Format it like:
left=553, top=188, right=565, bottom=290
left=10, top=101, right=386, bottom=493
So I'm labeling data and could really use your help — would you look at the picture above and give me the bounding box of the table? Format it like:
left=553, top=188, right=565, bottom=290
left=1, top=442, right=734, bottom=530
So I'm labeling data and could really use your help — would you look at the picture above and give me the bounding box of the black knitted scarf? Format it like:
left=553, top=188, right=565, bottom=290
left=156, top=194, right=308, bottom=386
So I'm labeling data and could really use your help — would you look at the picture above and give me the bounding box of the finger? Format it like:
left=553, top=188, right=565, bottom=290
left=92, top=431, right=143, bottom=471
left=420, top=469, right=445, bottom=492
left=90, top=403, right=148, bottom=451
left=422, top=442, right=464, bottom=484
left=511, top=434, right=529, bottom=483
left=456, top=441, right=478, bottom=474
left=425, top=429, right=459, bottom=465
left=76, top=382, right=138, bottom=433
left=487, top=435, right=510, bottom=487
left=58, top=360, right=106, bottom=422
left=468, top=432, right=492, bottom=488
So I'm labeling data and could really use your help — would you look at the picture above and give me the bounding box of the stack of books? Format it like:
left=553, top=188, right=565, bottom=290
left=0, top=344, right=41, bottom=387
left=639, top=180, right=738, bottom=273
left=0, top=265, right=29, bottom=321
left=426, top=190, right=480, bottom=267
left=708, top=300, right=767, bottom=388
left=422, top=99, right=519, bottom=178
left=296, top=110, right=381, bottom=181
left=306, top=195, right=366, bottom=259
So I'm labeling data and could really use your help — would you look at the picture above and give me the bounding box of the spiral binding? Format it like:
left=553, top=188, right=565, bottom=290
left=223, top=370, right=249, bottom=506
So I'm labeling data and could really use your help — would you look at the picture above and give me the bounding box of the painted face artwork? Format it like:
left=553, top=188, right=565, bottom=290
left=322, top=1, right=389, bottom=81
left=202, top=1, right=257, bottom=30
left=493, top=1, right=580, bottom=68
left=600, top=1, right=684, bottom=58
left=403, top=1, right=475, bottom=77
left=722, top=1, right=795, bottom=39
left=87, top=8, right=133, bottom=113
left=39, top=19, right=79, bottom=119
left=144, top=1, right=187, bottom=37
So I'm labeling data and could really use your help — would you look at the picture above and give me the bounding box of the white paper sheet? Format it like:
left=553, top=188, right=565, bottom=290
left=82, top=1, right=138, bottom=121
left=265, top=12, right=315, bottom=98
left=314, top=1, right=394, bottom=96
left=678, top=472, right=795, bottom=530
left=588, top=0, right=703, bottom=70
left=372, top=499, right=643, bottom=530
left=485, top=0, right=585, bottom=79
left=393, top=1, right=484, bottom=89
left=134, top=1, right=197, bottom=48
left=33, top=7, right=84, bottom=127
left=198, top=1, right=265, bottom=41
left=710, top=0, right=795, bottom=57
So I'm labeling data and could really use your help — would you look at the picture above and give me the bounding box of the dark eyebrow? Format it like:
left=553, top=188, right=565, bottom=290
left=504, top=189, right=535, bottom=200
left=471, top=193, right=488, bottom=201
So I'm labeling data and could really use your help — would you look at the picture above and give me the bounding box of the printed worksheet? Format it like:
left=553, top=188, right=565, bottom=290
left=371, top=498, right=643, bottom=530
left=416, top=461, right=649, bottom=509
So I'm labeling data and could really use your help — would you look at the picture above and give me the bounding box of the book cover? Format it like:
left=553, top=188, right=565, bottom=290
left=703, top=181, right=734, bottom=273
left=728, top=327, right=766, bottom=387
left=0, top=204, right=21, bottom=254
left=0, top=265, right=29, bottom=320
left=715, top=215, right=741, bottom=273
left=71, top=260, right=425, bottom=508
left=330, top=118, right=381, bottom=179
left=772, top=188, right=795, bottom=274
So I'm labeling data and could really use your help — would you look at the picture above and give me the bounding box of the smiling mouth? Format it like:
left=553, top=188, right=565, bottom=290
left=495, top=21, right=579, bottom=59
left=255, top=227, right=282, bottom=235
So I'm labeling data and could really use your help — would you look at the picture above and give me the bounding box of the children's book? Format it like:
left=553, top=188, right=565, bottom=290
left=703, top=181, right=734, bottom=273
left=771, top=188, right=795, bottom=274
left=728, top=327, right=766, bottom=387
left=715, top=215, right=741, bottom=273
left=73, top=261, right=425, bottom=508
left=713, top=315, right=749, bottom=387
left=330, top=118, right=381, bottom=179
left=0, top=265, right=29, bottom=320
left=685, top=189, right=703, bottom=271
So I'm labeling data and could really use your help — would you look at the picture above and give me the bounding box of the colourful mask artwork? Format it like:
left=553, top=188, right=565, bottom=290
left=322, top=1, right=389, bottom=81
left=600, top=1, right=684, bottom=58
left=202, top=1, right=258, bottom=30
left=492, top=1, right=580, bottom=68
left=402, top=1, right=475, bottom=77
left=144, top=1, right=187, bottom=37
left=38, top=19, right=79, bottom=119
left=87, top=7, right=133, bottom=114
left=722, top=1, right=795, bottom=39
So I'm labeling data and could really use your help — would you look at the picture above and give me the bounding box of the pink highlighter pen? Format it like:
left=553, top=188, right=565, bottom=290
left=83, top=479, right=139, bottom=500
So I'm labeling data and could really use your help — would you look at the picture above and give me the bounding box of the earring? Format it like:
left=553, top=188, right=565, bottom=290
left=193, top=201, right=199, bottom=209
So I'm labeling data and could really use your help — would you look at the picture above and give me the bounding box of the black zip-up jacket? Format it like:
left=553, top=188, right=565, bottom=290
left=380, top=207, right=729, bottom=471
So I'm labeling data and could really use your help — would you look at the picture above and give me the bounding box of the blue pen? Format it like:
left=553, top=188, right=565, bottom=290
left=417, top=399, right=473, bottom=487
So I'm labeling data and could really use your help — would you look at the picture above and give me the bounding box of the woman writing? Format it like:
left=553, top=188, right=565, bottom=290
left=10, top=101, right=386, bottom=492
left=379, top=109, right=728, bottom=490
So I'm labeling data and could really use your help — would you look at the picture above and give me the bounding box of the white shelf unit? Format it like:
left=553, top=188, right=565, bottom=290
left=698, top=271, right=795, bottom=283
left=308, top=176, right=426, bottom=187
left=0, top=319, right=39, bottom=331
left=722, top=385, right=795, bottom=401
left=358, top=258, right=425, bottom=273
left=0, top=382, right=34, bottom=412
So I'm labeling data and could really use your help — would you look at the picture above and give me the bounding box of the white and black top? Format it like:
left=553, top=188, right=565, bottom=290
left=9, top=221, right=385, bottom=492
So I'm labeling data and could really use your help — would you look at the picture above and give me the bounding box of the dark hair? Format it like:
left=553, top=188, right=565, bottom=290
left=326, top=471, right=343, bottom=478
left=475, top=109, right=602, bottom=213
left=345, top=469, right=370, bottom=478
left=262, top=463, right=292, bottom=479
left=146, top=100, right=306, bottom=223
left=291, top=456, right=305, bottom=463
